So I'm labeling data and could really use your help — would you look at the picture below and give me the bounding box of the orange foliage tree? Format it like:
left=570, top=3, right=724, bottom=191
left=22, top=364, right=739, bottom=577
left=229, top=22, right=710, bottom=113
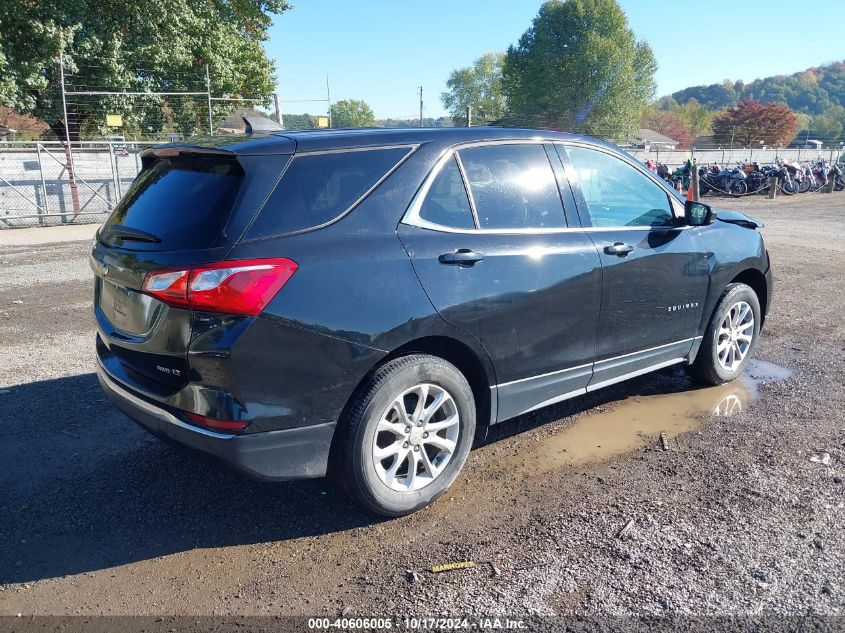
left=712, top=101, right=798, bottom=147
left=642, top=110, right=694, bottom=148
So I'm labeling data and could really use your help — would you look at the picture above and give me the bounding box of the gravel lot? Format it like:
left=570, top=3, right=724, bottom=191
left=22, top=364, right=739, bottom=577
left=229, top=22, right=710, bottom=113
left=0, top=193, right=843, bottom=621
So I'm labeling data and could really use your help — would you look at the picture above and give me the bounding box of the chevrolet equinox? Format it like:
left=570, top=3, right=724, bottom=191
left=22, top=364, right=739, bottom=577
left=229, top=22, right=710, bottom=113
left=92, top=127, right=772, bottom=515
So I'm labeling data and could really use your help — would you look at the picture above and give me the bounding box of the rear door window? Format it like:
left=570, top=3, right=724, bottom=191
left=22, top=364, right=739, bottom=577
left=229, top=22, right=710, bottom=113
left=457, top=144, right=566, bottom=230
left=102, top=154, right=243, bottom=251
left=245, top=146, right=412, bottom=239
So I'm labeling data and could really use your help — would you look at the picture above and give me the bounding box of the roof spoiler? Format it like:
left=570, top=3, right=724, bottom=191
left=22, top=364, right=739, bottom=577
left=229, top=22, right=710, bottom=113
left=243, top=116, right=284, bottom=134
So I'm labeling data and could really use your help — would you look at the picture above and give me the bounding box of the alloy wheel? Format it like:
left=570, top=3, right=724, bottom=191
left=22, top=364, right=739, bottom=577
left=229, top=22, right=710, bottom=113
left=716, top=300, right=754, bottom=373
left=372, top=383, right=460, bottom=492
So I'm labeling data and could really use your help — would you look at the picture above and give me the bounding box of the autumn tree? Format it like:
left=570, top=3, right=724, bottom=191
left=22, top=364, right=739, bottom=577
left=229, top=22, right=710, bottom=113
left=642, top=110, right=694, bottom=148
left=0, top=0, right=290, bottom=140
left=0, top=106, right=49, bottom=139
left=503, top=0, right=656, bottom=138
left=712, top=101, right=799, bottom=147
left=331, top=99, right=375, bottom=128
left=441, top=52, right=506, bottom=126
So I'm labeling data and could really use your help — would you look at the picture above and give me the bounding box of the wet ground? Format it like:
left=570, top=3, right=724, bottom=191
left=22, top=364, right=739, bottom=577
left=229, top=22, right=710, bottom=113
left=0, top=193, right=843, bottom=618
left=508, top=359, right=792, bottom=474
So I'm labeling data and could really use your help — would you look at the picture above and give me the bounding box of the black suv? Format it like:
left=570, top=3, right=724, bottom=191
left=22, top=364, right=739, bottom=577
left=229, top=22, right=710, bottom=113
left=92, top=127, right=772, bottom=515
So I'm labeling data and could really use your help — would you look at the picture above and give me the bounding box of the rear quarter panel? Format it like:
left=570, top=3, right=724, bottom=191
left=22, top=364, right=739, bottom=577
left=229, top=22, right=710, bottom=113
left=221, top=143, right=498, bottom=429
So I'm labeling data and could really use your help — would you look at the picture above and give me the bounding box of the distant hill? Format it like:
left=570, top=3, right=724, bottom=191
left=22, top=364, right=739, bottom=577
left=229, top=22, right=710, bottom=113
left=665, top=61, right=845, bottom=116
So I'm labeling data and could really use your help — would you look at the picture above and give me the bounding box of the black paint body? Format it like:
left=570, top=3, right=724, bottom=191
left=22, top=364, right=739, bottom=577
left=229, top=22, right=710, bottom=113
left=92, top=128, right=772, bottom=480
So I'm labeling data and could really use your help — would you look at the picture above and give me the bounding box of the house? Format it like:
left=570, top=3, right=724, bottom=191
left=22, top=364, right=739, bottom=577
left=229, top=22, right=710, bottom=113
left=788, top=139, right=823, bottom=150
left=692, top=135, right=717, bottom=149
left=635, top=128, right=678, bottom=150
left=218, top=108, right=270, bottom=135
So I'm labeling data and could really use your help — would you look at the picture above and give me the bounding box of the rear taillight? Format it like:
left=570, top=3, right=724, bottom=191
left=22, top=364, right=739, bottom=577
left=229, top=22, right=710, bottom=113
left=142, top=258, right=298, bottom=317
left=184, top=412, right=250, bottom=432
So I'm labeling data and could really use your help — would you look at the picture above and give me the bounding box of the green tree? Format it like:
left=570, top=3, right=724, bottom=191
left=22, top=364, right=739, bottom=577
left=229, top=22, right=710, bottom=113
left=282, top=113, right=317, bottom=129
left=669, top=61, right=845, bottom=117
left=0, top=0, right=289, bottom=140
left=502, top=0, right=656, bottom=138
left=671, top=81, right=739, bottom=111
left=795, top=112, right=812, bottom=131
left=667, top=98, right=713, bottom=138
left=331, top=99, right=375, bottom=128
left=810, top=105, right=845, bottom=139
left=441, top=52, right=506, bottom=126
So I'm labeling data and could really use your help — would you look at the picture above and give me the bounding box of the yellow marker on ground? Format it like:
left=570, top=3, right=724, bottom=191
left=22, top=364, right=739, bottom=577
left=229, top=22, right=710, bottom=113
left=431, top=561, right=476, bottom=573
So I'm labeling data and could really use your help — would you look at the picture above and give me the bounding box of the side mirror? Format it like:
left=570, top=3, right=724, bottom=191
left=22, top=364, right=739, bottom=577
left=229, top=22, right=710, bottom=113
left=684, top=200, right=714, bottom=226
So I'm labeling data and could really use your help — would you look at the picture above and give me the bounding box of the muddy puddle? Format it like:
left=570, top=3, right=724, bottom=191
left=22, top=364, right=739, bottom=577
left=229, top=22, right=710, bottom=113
left=510, top=359, right=793, bottom=473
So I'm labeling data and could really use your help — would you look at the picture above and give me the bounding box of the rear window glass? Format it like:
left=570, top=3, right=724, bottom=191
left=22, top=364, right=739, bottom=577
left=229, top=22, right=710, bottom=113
left=244, top=147, right=411, bottom=239
left=103, top=154, right=243, bottom=250
left=418, top=156, right=475, bottom=229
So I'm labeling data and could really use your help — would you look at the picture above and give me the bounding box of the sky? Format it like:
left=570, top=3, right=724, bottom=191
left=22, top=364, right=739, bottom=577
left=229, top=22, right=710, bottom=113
left=265, top=0, right=845, bottom=120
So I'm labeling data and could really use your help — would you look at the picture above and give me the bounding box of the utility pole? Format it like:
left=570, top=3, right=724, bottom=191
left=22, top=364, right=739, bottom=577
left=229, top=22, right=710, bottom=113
left=419, top=86, right=424, bottom=128
left=59, top=50, right=81, bottom=216
left=273, top=93, right=284, bottom=127
left=205, top=64, right=215, bottom=135
left=326, top=74, right=332, bottom=128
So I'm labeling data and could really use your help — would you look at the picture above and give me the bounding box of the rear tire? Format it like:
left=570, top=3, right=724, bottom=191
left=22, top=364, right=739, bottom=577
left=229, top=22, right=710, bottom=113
left=335, top=354, right=476, bottom=516
left=688, top=283, right=761, bottom=386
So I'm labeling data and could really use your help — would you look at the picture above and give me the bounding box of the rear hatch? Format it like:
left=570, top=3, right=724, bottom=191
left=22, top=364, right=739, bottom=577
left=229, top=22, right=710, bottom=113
left=91, top=143, right=291, bottom=390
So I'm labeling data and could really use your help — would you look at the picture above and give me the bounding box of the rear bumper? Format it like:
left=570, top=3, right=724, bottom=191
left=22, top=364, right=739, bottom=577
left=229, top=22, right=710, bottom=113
left=97, top=361, right=334, bottom=481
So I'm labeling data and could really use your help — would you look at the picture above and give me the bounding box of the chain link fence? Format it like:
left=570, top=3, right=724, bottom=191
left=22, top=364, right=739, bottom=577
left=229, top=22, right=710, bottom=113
left=0, top=140, right=157, bottom=227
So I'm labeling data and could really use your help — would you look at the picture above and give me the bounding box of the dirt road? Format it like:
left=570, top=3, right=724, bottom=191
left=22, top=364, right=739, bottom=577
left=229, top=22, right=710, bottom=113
left=1, top=193, right=843, bottom=618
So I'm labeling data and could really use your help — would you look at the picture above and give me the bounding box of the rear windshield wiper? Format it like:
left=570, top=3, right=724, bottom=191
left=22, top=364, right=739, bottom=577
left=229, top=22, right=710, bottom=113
left=106, top=224, right=162, bottom=243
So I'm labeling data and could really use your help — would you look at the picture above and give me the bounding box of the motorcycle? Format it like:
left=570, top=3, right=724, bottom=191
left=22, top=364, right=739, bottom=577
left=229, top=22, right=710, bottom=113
left=741, top=162, right=770, bottom=194
left=699, top=163, right=748, bottom=196
left=778, top=160, right=801, bottom=195
left=812, top=160, right=831, bottom=191
left=831, top=162, right=845, bottom=191
left=670, top=162, right=692, bottom=192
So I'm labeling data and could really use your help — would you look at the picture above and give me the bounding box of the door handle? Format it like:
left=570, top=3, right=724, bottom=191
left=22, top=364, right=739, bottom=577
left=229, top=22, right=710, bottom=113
left=604, top=242, right=634, bottom=256
left=438, top=249, right=484, bottom=265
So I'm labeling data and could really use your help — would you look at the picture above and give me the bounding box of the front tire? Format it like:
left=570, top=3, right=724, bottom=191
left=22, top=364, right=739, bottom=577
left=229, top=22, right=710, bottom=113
left=798, top=177, right=811, bottom=193
left=336, top=354, right=476, bottom=516
left=730, top=180, right=748, bottom=196
left=689, top=283, right=761, bottom=385
left=780, top=179, right=798, bottom=195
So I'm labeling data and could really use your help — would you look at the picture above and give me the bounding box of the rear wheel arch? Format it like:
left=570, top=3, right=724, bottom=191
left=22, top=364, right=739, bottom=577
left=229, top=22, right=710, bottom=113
left=387, top=336, right=493, bottom=435
left=329, top=335, right=494, bottom=471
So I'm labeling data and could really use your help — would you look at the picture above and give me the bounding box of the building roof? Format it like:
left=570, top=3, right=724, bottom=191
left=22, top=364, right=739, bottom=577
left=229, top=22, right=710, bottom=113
left=637, top=128, right=678, bottom=145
